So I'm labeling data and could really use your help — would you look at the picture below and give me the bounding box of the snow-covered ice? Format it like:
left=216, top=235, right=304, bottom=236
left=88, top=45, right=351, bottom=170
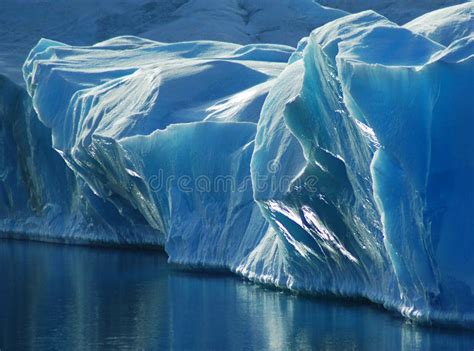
left=318, top=0, right=468, bottom=24
left=405, top=2, right=473, bottom=46
left=0, top=0, right=346, bottom=84
left=1, top=0, right=469, bottom=84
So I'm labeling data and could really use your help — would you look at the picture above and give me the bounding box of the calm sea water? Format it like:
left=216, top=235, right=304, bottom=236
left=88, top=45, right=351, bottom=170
left=0, top=239, right=473, bottom=350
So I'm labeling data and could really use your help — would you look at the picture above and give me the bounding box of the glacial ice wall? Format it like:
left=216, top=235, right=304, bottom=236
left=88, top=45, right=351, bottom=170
left=0, top=75, right=162, bottom=245
left=247, top=9, right=474, bottom=325
left=3, top=4, right=473, bottom=326
left=22, top=38, right=298, bottom=267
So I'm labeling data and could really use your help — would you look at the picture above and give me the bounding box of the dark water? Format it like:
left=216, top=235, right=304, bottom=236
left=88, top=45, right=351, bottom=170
left=0, top=240, right=473, bottom=351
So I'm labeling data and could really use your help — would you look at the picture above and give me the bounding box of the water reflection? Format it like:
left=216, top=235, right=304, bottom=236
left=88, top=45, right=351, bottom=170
left=0, top=240, right=472, bottom=350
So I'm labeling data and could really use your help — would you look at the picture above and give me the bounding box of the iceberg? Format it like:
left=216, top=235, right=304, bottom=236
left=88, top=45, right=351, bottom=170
left=0, top=74, right=161, bottom=245
left=1, top=4, right=473, bottom=327
left=21, top=38, right=298, bottom=267
left=247, top=8, right=474, bottom=325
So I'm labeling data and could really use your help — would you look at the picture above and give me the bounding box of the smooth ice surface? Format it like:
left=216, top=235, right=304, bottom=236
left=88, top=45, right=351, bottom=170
left=1, top=4, right=473, bottom=327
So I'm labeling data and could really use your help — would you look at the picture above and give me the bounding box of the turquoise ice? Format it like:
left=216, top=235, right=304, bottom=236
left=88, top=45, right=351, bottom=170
left=1, top=3, right=473, bottom=326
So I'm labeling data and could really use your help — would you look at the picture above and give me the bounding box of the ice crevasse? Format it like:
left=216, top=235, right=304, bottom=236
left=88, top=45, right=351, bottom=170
left=10, top=4, right=474, bottom=326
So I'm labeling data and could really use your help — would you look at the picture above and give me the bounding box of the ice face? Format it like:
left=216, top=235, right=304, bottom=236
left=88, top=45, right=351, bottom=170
left=21, top=38, right=297, bottom=267
left=0, top=74, right=159, bottom=244
left=249, top=8, right=474, bottom=325
left=1, top=4, right=473, bottom=326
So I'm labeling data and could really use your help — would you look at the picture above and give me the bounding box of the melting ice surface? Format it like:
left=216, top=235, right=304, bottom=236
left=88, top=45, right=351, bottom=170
left=1, top=3, right=473, bottom=327
left=1, top=240, right=474, bottom=350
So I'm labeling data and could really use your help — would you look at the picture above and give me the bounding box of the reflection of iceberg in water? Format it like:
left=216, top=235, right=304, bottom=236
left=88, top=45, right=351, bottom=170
left=1, top=240, right=473, bottom=350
